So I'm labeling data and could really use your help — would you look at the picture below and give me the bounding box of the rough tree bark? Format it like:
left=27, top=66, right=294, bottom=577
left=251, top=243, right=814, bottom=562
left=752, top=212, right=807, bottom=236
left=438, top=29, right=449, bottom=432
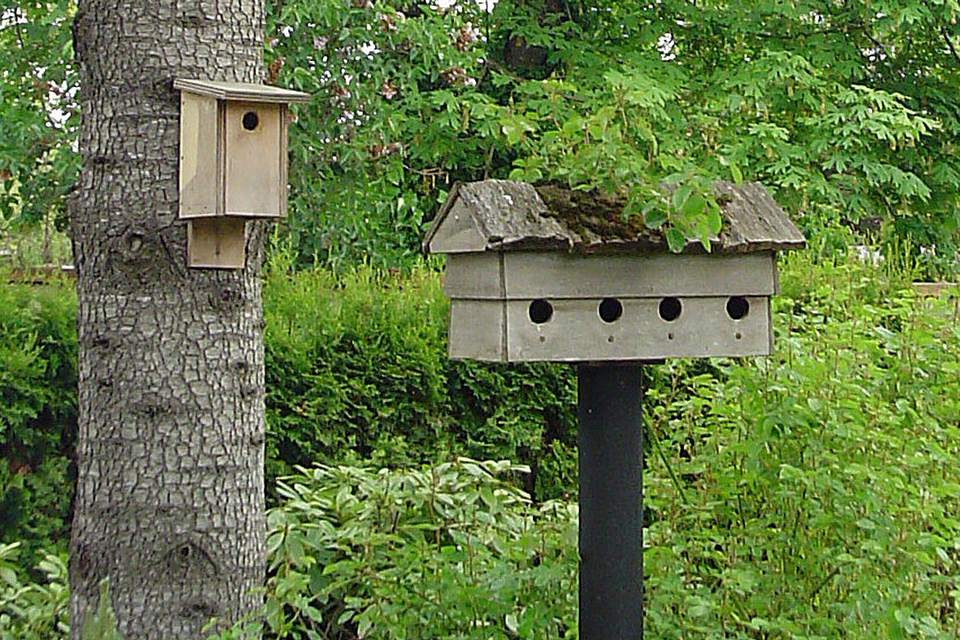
left=69, top=1, right=266, bottom=637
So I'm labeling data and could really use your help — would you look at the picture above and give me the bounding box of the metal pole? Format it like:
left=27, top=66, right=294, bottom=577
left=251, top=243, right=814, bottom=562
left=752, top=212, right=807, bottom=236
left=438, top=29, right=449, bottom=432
left=578, top=364, right=643, bottom=640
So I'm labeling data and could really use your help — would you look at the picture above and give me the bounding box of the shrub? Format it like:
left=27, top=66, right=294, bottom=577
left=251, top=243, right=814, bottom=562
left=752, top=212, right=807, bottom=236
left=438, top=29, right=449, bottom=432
left=263, top=255, right=578, bottom=500
left=0, top=280, right=76, bottom=568
left=220, top=460, right=578, bottom=640
left=0, top=542, right=69, bottom=639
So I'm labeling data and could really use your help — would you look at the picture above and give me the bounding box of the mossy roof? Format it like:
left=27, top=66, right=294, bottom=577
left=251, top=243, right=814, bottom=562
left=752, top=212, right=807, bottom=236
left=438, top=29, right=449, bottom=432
left=423, top=180, right=806, bottom=255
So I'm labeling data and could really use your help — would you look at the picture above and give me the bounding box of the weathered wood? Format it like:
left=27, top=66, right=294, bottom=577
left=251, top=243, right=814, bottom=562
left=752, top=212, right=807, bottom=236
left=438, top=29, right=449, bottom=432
left=447, top=296, right=771, bottom=362
left=712, top=182, right=806, bottom=252
left=177, top=82, right=302, bottom=223
left=443, top=252, right=777, bottom=299
left=424, top=180, right=806, bottom=255
left=427, top=199, right=489, bottom=254
left=224, top=101, right=283, bottom=218
left=424, top=181, right=571, bottom=254
left=502, top=252, right=776, bottom=299
left=449, top=299, right=506, bottom=361
left=178, top=93, right=221, bottom=219
left=187, top=218, right=247, bottom=269
left=443, top=253, right=504, bottom=299
left=506, top=297, right=771, bottom=362
left=173, top=78, right=310, bottom=103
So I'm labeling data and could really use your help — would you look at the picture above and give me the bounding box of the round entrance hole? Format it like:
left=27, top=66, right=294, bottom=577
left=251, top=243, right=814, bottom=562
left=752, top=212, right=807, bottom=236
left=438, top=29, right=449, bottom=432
left=658, top=297, right=682, bottom=322
left=242, top=111, right=260, bottom=131
left=528, top=299, right=553, bottom=324
left=726, top=296, right=750, bottom=320
left=598, top=298, right=623, bottom=323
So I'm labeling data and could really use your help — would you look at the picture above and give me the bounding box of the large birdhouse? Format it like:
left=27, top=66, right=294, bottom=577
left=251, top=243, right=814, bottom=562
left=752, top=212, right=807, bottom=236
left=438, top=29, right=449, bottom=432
left=174, top=79, right=310, bottom=269
left=424, top=180, right=805, bottom=362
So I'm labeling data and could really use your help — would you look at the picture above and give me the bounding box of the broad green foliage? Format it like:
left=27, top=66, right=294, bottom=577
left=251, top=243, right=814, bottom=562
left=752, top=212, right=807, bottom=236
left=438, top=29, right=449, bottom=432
left=270, top=0, right=960, bottom=267
left=3, top=253, right=960, bottom=638
left=0, top=1, right=78, bottom=233
left=237, top=256, right=960, bottom=639
left=642, top=255, right=960, bottom=638
left=0, top=542, right=68, bottom=639
left=2, top=0, right=959, bottom=266
left=252, top=460, right=577, bottom=639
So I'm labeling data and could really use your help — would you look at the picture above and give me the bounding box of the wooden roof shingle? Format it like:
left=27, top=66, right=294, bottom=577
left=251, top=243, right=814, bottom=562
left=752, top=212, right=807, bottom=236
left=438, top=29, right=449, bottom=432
left=423, top=180, right=806, bottom=255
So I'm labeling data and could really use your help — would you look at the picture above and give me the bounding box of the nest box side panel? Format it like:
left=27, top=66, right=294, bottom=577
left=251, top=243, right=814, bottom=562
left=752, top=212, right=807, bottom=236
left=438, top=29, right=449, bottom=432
left=179, top=93, right=221, bottom=218
left=505, top=296, right=771, bottom=362
left=448, top=300, right=506, bottom=361
left=502, top=253, right=776, bottom=299
left=224, top=101, right=282, bottom=218
left=279, top=105, right=289, bottom=217
left=443, top=253, right=504, bottom=299
left=187, top=218, right=247, bottom=269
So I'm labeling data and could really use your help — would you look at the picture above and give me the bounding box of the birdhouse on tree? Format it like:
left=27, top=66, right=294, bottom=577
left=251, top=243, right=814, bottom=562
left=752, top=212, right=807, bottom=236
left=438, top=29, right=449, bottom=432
left=424, top=180, right=805, bottom=362
left=174, top=79, right=310, bottom=269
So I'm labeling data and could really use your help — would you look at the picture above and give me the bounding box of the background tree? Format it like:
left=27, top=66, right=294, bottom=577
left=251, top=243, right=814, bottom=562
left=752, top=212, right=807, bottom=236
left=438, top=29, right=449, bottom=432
left=270, top=0, right=960, bottom=271
left=0, top=1, right=78, bottom=261
left=69, top=0, right=268, bottom=636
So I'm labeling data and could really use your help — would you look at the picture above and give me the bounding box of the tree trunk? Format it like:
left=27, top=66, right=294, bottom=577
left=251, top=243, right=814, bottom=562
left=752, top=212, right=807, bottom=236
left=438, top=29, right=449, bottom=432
left=69, top=1, right=266, bottom=637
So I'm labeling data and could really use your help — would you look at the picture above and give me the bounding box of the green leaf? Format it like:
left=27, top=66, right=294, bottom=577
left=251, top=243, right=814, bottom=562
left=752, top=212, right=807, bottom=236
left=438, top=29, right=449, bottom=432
left=643, top=205, right=668, bottom=229
left=729, top=162, right=743, bottom=184
left=706, top=206, right=723, bottom=236
left=681, top=193, right=707, bottom=219
left=665, top=228, right=687, bottom=253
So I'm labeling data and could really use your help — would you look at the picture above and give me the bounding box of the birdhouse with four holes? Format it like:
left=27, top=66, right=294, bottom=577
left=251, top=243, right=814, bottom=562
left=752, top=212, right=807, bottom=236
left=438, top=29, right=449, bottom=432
left=424, top=180, right=805, bottom=362
left=175, top=79, right=310, bottom=269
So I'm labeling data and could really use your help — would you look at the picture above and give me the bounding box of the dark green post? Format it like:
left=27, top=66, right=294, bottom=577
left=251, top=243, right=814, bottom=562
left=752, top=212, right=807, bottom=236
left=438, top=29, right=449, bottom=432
left=578, top=364, right=644, bottom=640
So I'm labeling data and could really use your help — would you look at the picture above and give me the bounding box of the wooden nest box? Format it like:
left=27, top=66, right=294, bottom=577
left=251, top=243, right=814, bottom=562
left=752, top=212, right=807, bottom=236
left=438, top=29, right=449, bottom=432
left=175, top=79, right=310, bottom=269
left=424, top=180, right=806, bottom=362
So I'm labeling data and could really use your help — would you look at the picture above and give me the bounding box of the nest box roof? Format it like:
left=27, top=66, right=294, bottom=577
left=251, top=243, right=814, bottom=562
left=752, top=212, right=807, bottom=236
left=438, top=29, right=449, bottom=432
left=174, top=79, right=311, bottom=104
left=423, top=180, right=806, bottom=255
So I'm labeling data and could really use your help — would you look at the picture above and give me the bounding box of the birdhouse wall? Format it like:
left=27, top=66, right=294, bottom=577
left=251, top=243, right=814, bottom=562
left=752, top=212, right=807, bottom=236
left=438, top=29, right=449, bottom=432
left=187, top=218, right=247, bottom=269
left=224, top=101, right=286, bottom=218
left=443, top=251, right=778, bottom=362
left=448, top=296, right=772, bottom=362
left=504, top=296, right=771, bottom=361
left=448, top=300, right=505, bottom=361
left=443, top=252, right=778, bottom=299
left=179, top=93, right=222, bottom=219
left=427, top=199, right=487, bottom=254
left=501, top=253, right=777, bottom=298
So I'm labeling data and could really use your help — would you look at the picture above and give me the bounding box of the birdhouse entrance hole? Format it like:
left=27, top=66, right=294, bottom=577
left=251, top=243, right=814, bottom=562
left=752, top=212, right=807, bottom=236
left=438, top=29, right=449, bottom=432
left=529, top=299, right=553, bottom=324
left=726, top=296, right=750, bottom=320
left=242, top=111, right=259, bottom=131
left=658, top=297, right=682, bottom=322
left=598, top=298, right=623, bottom=323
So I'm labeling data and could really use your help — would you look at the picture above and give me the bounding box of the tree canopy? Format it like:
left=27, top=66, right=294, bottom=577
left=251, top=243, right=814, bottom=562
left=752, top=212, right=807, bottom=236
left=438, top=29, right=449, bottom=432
left=2, top=0, right=959, bottom=269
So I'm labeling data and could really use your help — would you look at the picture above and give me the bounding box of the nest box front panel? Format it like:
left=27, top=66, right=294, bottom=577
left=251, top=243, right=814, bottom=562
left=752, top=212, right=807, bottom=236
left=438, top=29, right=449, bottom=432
left=187, top=218, right=247, bottom=269
left=442, top=251, right=778, bottom=362
left=224, top=101, right=284, bottom=218
left=505, top=296, right=771, bottom=362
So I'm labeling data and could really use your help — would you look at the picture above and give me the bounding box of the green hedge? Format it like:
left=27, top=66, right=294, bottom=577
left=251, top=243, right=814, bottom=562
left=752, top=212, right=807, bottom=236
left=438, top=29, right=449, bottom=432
left=262, top=260, right=577, bottom=500
left=0, top=280, right=76, bottom=569
left=0, top=262, right=581, bottom=570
